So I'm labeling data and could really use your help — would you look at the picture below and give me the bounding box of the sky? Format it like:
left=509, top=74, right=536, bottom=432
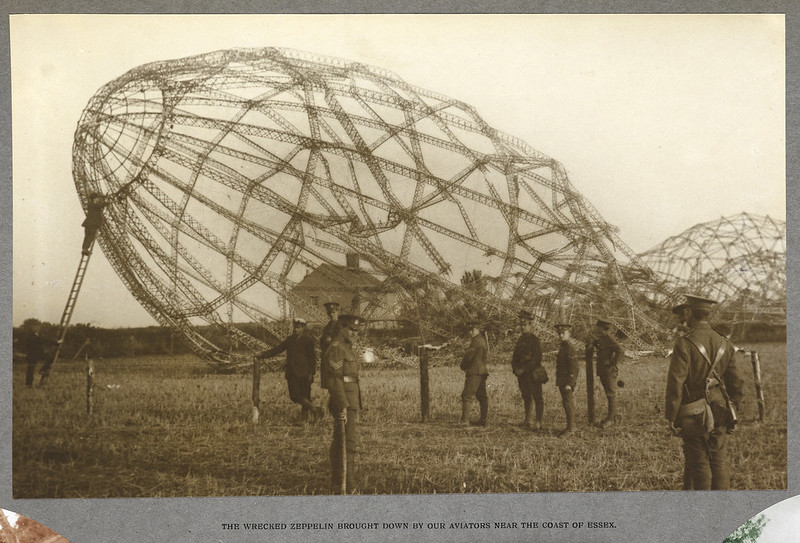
left=9, top=14, right=785, bottom=328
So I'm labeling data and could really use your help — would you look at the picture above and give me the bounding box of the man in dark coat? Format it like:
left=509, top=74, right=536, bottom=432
left=671, top=301, right=694, bottom=489
left=585, top=319, right=623, bottom=427
left=665, top=295, right=745, bottom=490
left=24, top=323, right=59, bottom=387
left=323, top=314, right=364, bottom=493
left=555, top=324, right=579, bottom=436
left=257, top=318, right=322, bottom=422
left=459, top=320, right=489, bottom=427
left=81, top=192, right=107, bottom=255
left=319, top=301, right=340, bottom=390
left=511, top=310, right=544, bottom=429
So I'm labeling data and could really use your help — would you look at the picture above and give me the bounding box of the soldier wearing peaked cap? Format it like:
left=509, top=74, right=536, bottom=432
left=511, top=310, right=544, bottom=429
left=323, top=314, right=364, bottom=493
left=555, top=324, right=579, bottom=436
left=459, top=319, right=489, bottom=427
left=256, top=318, right=323, bottom=423
left=319, top=301, right=341, bottom=390
left=672, top=303, right=691, bottom=332
left=585, top=318, right=623, bottom=427
left=665, top=295, right=745, bottom=490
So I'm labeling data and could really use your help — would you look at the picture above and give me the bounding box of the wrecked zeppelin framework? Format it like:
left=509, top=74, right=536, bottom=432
left=71, top=47, right=683, bottom=364
left=638, top=212, right=786, bottom=329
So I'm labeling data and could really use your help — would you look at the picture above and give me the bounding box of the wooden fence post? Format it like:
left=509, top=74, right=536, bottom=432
left=419, top=346, right=430, bottom=422
left=750, top=351, right=765, bottom=422
left=86, top=356, right=94, bottom=417
left=252, top=358, right=261, bottom=423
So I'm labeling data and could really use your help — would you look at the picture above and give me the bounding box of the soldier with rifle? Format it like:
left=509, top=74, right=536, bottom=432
left=319, top=301, right=340, bottom=390
left=665, top=295, right=745, bottom=490
left=323, top=314, right=364, bottom=494
left=585, top=319, right=623, bottom=427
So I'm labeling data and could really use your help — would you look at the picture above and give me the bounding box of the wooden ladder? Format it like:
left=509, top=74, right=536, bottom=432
left=39, top=247, right=93, bottom=384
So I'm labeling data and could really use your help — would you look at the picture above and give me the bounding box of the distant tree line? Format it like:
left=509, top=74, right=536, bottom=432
left=13, top=301, right=783, bottom=364
left=11, top=318, right=280, bottom=361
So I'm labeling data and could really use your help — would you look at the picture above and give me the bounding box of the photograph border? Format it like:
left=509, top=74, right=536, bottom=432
left=1, top=2, right=795, bottom=542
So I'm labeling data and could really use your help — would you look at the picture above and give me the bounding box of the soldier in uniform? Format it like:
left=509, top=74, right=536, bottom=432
left=672, top=302, right=692, bottom=335
left=24, top=322, right=60, bottom=387
left=555, top=324, right=579, bottom=436
left=256, top=318, right=323, bottom=422
left=665, top=295, right=744, bottom=490
left=585, top=319, right=623, bottom=427
left=319, top=301, right=341, bottom=390
left=510, top=310, right=544, bottom=429
left=459, top=320, right=489, bottom=427
left=671, top=302, right=694, bottom=489
left=323, top=314, right=364, bottom=493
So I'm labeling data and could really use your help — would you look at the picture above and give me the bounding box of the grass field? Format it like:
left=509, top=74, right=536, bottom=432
left=12, top=341, right=786, bottom=497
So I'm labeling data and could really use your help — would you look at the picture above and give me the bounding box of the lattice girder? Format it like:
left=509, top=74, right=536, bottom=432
left=72, top=47, right=675, bottom=362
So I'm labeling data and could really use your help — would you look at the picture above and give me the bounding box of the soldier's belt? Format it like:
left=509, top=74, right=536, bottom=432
left=343, top=376, right=359, bottom=383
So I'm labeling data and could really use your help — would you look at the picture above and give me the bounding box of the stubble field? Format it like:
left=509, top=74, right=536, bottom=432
left=12, top=342, right=786, bottom=497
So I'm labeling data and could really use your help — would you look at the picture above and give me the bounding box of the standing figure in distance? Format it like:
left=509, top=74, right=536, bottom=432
left=665, top=295, right=744, bottom=490
left=585, top=319, right=623, bottom=427
left=256, top=318, right=323, bottom=422
left=555, top=323, right=579, bottom=436
left=323, top=314, right=364, bottom=494
left=24, top=322, right=60, bottom=387
left=510, top=310, right=544, bottom=429
left=319, top=301, right=341, bottom=390
left=459, top=320, right=489, bottom=427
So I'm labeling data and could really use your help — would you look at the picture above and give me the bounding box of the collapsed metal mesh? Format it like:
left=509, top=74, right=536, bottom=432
left=72, top=47, right=684, bottom=361
left=638, top=212, right=785, bottom=324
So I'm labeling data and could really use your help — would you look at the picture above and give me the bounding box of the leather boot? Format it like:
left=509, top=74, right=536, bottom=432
left=559, top=402, right=575, bottom=436
left=534, top=400, right=544, bottom=430
left=458, top=400, right=472, bottom=426
left=601, top=396, right=616, bottom=427
left=476, top=397, right=488, bottom=427
left=522, top=401, right=532, bottom=428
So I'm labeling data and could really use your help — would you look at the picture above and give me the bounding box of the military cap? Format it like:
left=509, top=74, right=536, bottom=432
left=684, top=294, right=718, bottom=311
left=323, top=301, right=340, bottom=309
left=339, top=314, right=364, bottom=331
left=554, top=323, right=572, bottom=330
left=518, top=310, right=534, bottom=321
left=595, top=319, right=612, bottom=329
left=671, top=303, right=689, bottom=315
left=292, top=317, right=307, bottom=326
left=465, top=319, right=482, bottom=328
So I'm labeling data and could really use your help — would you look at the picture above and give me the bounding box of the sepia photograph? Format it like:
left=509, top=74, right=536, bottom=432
left=2, top=8, right=793, bottom=543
